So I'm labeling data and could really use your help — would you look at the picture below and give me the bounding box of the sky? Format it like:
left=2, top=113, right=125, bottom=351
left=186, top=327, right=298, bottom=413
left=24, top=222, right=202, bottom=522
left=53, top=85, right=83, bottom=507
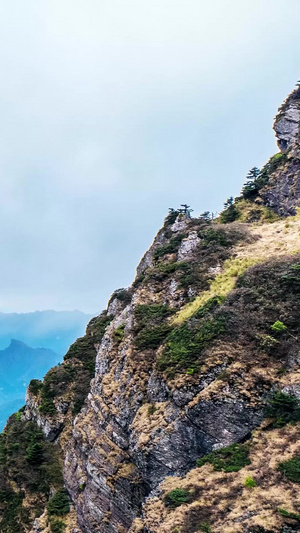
left=0, top=0, right=299, bottom=314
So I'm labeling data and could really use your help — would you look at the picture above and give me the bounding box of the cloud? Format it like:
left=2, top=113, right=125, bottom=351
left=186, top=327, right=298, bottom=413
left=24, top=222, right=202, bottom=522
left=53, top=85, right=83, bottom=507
left=0, top=0, right=299, bottom=312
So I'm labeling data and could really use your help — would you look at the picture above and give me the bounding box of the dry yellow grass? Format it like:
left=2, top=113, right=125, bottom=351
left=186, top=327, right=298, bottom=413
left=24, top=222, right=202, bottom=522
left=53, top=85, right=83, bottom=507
left=173, top=216, right=300, bottom=325
left=130, top=422, right=300, bottom=533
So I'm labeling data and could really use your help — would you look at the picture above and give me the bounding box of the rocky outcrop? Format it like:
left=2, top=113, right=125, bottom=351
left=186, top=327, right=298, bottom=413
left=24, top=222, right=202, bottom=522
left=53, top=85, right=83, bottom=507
left=258, top=85, right=300, bottom=215
left=274, top=85, right=300, bottom=152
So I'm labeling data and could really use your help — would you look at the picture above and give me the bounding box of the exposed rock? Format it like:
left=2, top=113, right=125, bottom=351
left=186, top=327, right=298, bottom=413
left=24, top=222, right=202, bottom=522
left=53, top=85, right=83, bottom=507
left=177, top=231, right=201, bottom=260
left=275, top=100, right=300, bottom=152
left=23, top=390, right=64, bottom=441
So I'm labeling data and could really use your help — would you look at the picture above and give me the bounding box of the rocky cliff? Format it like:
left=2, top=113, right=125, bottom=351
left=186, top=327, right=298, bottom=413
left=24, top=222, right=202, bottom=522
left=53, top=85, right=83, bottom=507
left=2, top=84, right=300, bottom=533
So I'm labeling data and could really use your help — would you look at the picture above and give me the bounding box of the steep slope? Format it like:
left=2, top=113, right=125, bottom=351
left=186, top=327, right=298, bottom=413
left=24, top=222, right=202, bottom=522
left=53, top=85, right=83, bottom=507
left=2, top=84, right=300, bottom=533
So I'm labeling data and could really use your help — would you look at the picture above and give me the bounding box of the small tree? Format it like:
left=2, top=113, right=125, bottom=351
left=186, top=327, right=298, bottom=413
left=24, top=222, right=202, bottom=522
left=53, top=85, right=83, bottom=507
left=219, top=198, right=240, bottom=224
left=241, top=167, right=260, bottom=200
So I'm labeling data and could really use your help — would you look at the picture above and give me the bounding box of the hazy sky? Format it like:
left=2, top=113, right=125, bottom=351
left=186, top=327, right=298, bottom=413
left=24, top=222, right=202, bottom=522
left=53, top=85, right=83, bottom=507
left=0, top=0, right=299, bottom=313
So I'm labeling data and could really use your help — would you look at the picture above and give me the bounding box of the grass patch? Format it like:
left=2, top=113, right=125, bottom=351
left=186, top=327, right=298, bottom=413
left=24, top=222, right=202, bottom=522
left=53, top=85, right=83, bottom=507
left=113, top=324, right=125, bottom=343
left=278, top=508, right=300, bottom=521
left=196, top=442, right=251, bottom=472
left=157, top=317, right=225, bottom=373
left=173, top=257, right=260, bottom=324
left=244, top=476, right=257, bottom=488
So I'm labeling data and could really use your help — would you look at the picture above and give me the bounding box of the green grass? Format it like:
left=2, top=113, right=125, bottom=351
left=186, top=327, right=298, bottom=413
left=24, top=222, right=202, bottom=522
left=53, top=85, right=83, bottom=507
left=196, top=443, right=251, bottom=472
left=244, top=476, right=257, bottom=488
left=278, top=508, right=300, bottom=521
left=113, top=324, right=125, bottom=343
left=157, top=317, right=225, bottom=373
left=173, top=257, right=260, bottom=324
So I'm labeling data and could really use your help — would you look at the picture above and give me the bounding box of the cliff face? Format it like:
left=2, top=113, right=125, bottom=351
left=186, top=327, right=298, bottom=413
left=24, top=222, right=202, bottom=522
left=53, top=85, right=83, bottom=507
left=3, top=84, right=300, bottom=533
left=259, top=85, right=300, bottom=216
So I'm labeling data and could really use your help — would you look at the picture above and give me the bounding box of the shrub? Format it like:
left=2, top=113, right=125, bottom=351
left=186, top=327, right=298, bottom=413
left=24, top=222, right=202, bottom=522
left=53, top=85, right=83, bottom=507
left=26, top=441, right=44, bottom=464
left=164, top=488, right=190, bottom=508
left=28, top=379, right=43, bottom=395
left=278, top=456, right=300, bottom=483
left=134, top=304, right=173, bottom=330
left=259, top=334, right=279, bottom=353
left=193, top=296, right=225, bottom=319
left=135, top=324, right=171, bottom=350
left=265, top=392, right=300, bottom=428
left=165, top=209, right=180, bottom=225
left=157, top=317, right=225, bottom=372
left=47, top=489, right=70, bottom=516
left=196, top=443, right=251, bottom=472
left=108, top=288, right=132, bottom=306
left=113, top=324, right=125, bottom=343
left=153, top=235, right=184, bottom=260
left=244, top=476, right=257, bottom=488
left=50, top=519, right=66, bottom=533
left=219, top=203, right=240, bottom=224
left=271, top=321, right=287, bottom=334
left=200, top=228, right=232, bottom=247
left=148, top=404, right=157, bottom=416
left=39, top=399, right=56, bottom=416
left=282, top=262, right=300, bottom=288
left=199, top=524, right=212, bottom=533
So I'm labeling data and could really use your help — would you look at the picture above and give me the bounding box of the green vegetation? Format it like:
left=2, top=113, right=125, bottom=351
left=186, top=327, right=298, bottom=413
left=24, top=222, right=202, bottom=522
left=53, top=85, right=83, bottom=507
left=153, top=235, right=184, bottom=260
left=173, top=256, right=259, bottom=324
left=134, top=304, right=173, bottom=351
left=165, top=209, right=180, bottom=225
left=47, top=489, right=70, bottom=516
left=265, top=392, right=300, bottom=428
left=200, top=226, right=235, bottom=246
left=158, top=316, right=225, bottom=373
left=259, top=334, right=279, bottom=353
left=199, top=524, right=212, bottom=533
left=108, top=288, right=132, bottom=306
left=244, top=476, right=257, bottom=488
left=50, top=519, right=66, bottom=533
left=113, top=324, right=125, bottom=343
left=148, top=404, right=157, bottom=416
left=278, top=508, right=300, bottom=521
left=196, top=443, right=251, bottom=472
left=270, top=321, right=287, bottom=334
left=164, top=488, right=190, bottom=508
left=135, top=324, right=171, bottom=350
left=219, top=197, right=240, bottom=224
left=278, top=456, right=300, bottom=483
left=219, top=154, right=287, bottom=224
left=28, top=379, right=43, bottom=395
left=282, top=261, right=300, bottom=288
left=0, top=415, right=64, bottom=532
left=35, top=311, right=113, bottom=417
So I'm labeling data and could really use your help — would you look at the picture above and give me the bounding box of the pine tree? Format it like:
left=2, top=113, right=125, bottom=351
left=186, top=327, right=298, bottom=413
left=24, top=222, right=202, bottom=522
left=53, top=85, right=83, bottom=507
left=241, top=167, right=260, bottom=200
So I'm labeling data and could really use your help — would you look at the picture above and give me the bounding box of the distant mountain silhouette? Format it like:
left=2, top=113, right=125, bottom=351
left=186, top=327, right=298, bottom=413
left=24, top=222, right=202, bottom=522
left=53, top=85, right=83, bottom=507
left=0, top=338, right=61, bottom=430
left=0, top=310, right=92, bottom=430
left=0, top=310, right=92, bottom=354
